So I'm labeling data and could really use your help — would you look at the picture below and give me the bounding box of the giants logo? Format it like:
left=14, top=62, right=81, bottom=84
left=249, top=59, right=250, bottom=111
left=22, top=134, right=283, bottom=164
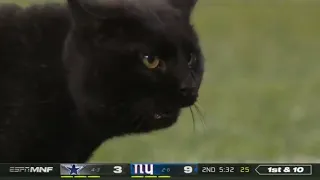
left=132, top=164, right=154, bottom=175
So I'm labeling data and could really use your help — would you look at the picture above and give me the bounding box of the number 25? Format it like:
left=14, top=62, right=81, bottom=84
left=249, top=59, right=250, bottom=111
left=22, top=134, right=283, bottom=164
left=241, top=167, right=249, bottom=172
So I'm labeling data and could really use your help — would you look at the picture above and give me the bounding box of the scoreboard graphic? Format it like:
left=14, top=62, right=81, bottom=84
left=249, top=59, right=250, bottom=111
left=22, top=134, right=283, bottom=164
left=0, top=163, right=318, bottom=179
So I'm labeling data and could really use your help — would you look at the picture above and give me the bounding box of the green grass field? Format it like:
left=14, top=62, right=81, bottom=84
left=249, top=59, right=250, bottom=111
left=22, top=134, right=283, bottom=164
left=8, top=0, right=320, bottom=162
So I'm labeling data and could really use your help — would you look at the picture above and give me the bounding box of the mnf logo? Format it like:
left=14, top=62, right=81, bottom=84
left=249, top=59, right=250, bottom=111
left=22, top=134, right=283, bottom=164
left=9, top=167, right=53, bottom=173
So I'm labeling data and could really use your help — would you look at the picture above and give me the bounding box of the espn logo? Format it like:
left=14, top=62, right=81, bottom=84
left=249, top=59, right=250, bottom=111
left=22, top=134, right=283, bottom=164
left=132, top=164, right=154, bottom=175
left=9, top=167, right=53, bottom=173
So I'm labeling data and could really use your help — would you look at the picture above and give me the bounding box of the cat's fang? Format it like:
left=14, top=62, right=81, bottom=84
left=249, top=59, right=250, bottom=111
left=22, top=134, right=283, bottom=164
left=154, top=114, right=162, bottom=119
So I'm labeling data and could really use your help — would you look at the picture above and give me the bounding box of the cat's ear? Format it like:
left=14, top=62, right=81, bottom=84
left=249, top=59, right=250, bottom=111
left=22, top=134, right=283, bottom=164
left=168, top=0, right=198, bottom=19
left=67, top=0, right=102, bottom=27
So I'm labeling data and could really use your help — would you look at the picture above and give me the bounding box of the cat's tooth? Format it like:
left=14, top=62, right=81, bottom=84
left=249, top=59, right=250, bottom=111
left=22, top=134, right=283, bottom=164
left=154, top=114, right=161, bottom=119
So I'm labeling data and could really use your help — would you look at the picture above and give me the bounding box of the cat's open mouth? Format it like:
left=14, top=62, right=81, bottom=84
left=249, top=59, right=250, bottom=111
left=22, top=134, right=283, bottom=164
left=153, top=110, right=177, bottom=120
left=154, top=113, right=164, bottom=119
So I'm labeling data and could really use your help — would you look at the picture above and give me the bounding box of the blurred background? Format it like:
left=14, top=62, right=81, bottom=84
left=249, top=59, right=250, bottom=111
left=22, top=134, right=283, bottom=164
left=8, top=0, right=320, bottom=162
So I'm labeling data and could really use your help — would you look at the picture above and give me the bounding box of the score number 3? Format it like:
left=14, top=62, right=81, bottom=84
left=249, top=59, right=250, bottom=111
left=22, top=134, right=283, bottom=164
left=113, top=166, right=123, bottom=174
left=184, top=166, right=193, bottom=174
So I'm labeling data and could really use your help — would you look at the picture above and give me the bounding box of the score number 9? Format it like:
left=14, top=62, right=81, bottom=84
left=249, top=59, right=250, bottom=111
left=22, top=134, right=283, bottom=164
left=184, top=166, right=193, bottom=174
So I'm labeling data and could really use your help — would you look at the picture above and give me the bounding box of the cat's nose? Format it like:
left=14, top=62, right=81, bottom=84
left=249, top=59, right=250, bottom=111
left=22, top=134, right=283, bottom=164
left=180, top=87, right=198, bottom=97
left=180, top=73, right=197, bottom=97
left=179, top=88, right=198, bottom=107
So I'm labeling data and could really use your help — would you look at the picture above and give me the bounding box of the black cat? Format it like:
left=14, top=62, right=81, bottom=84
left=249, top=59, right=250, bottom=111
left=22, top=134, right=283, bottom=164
left=0, top=0, right=204, bottom=162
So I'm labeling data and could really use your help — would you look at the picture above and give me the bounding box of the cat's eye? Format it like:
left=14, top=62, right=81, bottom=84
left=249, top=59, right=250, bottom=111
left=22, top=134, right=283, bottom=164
left=142, top=55, right=161, bottom=69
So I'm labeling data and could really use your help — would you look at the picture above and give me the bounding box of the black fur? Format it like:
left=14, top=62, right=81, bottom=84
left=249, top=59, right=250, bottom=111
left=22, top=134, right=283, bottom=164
left=0, top=0, right=204, bottom=163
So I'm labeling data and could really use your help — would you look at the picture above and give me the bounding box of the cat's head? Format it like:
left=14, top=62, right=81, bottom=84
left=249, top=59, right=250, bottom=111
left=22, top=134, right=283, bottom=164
left=64, top=0, right=204, bottom=136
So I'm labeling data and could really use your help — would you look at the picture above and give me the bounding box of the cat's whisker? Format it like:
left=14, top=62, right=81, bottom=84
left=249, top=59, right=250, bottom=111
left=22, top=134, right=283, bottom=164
left=189, top=107, right=196, bottom=132
left=134, top=115, right=144, bottom=131
left=194, top=101, right=206, bottom=131
left=194, top=101, right=205, bottom=120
